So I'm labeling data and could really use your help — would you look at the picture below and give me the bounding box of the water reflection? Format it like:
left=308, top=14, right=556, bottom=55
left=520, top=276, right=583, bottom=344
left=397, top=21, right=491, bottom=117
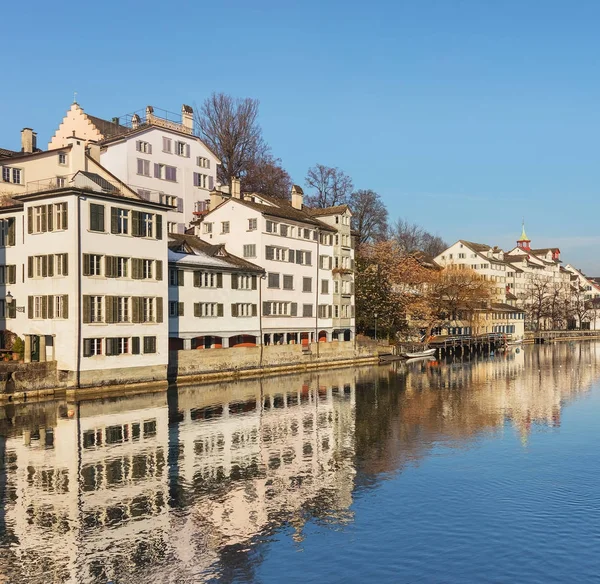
left=1, top=343, right=600, bottom=583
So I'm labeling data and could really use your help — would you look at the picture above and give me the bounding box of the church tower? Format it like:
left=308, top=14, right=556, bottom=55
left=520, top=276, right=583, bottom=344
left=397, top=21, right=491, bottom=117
left=517, top=222, right=531, bottom=251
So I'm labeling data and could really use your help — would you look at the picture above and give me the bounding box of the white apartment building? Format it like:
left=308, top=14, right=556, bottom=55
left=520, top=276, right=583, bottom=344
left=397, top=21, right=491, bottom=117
left=200, top=183, right=353, bottom=344
left=167, top=233, right=264, bottom=349
left=0, top=133, right=169, bottom=386
left=48, top=102, right=220, bottom=232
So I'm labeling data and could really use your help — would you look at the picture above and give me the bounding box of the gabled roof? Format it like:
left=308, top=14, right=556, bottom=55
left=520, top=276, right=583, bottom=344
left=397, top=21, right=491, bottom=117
left=86, top=115, right=131, bottom=140
left=0, top=148, right=19, bottom=158
left=459, top=240, right=491, bottom=252
left=530, top=248, right=560, bottom=255
left=412, top=251, right=442, bottom=270
left=168, top=233, right=263, bottom=273
left=306, top=204, right=350, bottom=217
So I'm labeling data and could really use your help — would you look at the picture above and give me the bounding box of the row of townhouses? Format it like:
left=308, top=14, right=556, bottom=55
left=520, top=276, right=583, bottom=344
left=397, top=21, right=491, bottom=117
left=434, top=225, right=600, bottom=336
left=0, top=101, right=355, bottom=386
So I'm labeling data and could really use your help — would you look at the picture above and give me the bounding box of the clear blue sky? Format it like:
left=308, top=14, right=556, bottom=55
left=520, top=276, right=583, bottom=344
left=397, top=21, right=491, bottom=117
left=4, top=0, right=600, bottom=272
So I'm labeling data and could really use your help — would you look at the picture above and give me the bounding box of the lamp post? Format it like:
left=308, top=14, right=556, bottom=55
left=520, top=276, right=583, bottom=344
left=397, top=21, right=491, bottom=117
left=6, top=292, right=13, bottom=305
left=374, top=312, right=378, bottom=342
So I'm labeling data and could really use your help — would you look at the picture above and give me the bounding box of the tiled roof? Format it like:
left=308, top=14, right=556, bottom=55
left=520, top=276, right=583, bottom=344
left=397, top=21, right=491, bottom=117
left=412, top=251, right=442, bottom=270
left=531, top=248, right=559, bottom=255
left=168, top=233, right=264, bottom=273
left=87, top=115, right=131, bottom=140
left=460, top=240, right=491, bottom=252
left=491, top=302, right=526, bottom=312
left=503, top=254, right=526, bottom=262
left=307, top=204, right=350, bottom=216
left=0, top=148, right=19, bottom=158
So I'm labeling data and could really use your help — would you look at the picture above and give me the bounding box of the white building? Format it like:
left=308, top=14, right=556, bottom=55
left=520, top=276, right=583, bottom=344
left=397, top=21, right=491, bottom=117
left=48, top=102, right=220, bottom=232
left=0, top=132, right=169, bottom=386
left=167, top=233, right=264, bottom=349
left=199, top=183, right=355, bottom=344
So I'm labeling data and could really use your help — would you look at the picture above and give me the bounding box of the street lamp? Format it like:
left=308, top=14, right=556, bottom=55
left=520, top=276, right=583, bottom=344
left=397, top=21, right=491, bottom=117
left=374, top=312, right=378, bottom=341
left=6, top=292, right=13, bottom=305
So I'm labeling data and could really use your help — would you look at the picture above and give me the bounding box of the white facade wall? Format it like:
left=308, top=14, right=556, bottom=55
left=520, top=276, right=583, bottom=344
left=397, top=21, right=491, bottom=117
left=202, top=199, right=337, bottom=341
left=100, top=127, right=219, bottom=229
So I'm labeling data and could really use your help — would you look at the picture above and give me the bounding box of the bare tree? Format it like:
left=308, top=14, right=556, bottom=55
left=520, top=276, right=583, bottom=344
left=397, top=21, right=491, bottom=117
left=390, top=219, right=447, bottom=257
left=196, top=92, right=268, bottom=188
left=242, top=155, right=292, bottom=199
left=349, top=189, right=388, bottom=245
left=305, top=164, right=353, bottom=208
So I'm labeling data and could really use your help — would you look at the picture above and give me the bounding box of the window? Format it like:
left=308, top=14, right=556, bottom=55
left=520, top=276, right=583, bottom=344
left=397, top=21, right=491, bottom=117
left=83, top=254, right=102, bottom=276
left=58, top=153, right=67, bottom=165
left=169, top=268, right=184, bottom=287
left=321, top=279, right=329, bottom=294
left=295, top=250, right=312, bottom=266
left=169, top=301, right=184, bottom=317
left=138, top=212, right=154, bottom=237
left=1, top=167, right=22, bottom=184
left=303, top=229, right=311, bottom=239
left=243, top=244, right=256, bottom=258
left=85, top=296, right=104, bottom=323
left=90, top=204, right=105, bottom=232
left=167, top=221, right=177, bottom=233
left=154, top=163, right=177, bottom=182
left=280, top=225, right=289, bottom=237
left=136, top=141, right=151, bottom=154
left=53, top=203, right=67, bottom=230
left=117, top=257, right=128, bottom=278
left=193, top=172, right=209, bottom=189
left=231, top=303, right=257, bottom=317
left=262, top=301, right=295, bottom=316
left=176, top=141, right=189, bottom=157
left=83, top=338, right=102, bottom=357
left=159, top=194, right=177, bottom=207
left=143, top=297, right=154, bottom=322
left=283, top=275, right=294, bottom=290
left=233, top=274, right=256, bottom=290
left=117, top=297, right=129, bottom=323
left=221, top=221, right=230, bottom=234
left=319, top=304, right=332, bottom=319
left=55, top=253, right=68, bottom=276
left=268, top=273, right=280, bottom=288
left=142, top=259, right=153, bottom=279
left=56, top=176, right=66, bottom=188
left=302, top=277, right=312, bottom=293
left=54, top=295, right=67, bottom=319
left=0, top=265, right=16, bottom=284
left=0, top=218, right=15, bottom=246
left=137, top=158, right=150, bottom=176
left=203, top=222, right=213, bottom=234
left=248, top=218, right=257, bottom=231
left=106, top=337, right=129, bottom=356
left=143, top=336, right=157, bottom=354
left=266, top=220, right=275, bottom=233
left=162, top=137, right=172, bottom=153
left=194, top=302, right=224, bottom=317
left=197, top=156, right=210, bottom=168
left=193, top=271, right=222, bottom=288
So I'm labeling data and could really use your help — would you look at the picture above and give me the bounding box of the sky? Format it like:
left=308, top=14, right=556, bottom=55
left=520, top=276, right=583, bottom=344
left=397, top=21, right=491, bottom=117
left=4, top=0, right=600, bottom=272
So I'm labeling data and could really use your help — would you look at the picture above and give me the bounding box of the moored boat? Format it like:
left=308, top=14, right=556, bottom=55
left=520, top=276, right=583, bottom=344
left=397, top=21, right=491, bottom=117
left=404, top=348, right=437, bottom=359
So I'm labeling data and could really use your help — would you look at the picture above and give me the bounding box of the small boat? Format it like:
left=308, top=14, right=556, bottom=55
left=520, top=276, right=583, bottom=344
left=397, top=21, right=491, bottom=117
left=404, top=348, right=437, bottom=359
left=506, top=339, right=523, bottom=347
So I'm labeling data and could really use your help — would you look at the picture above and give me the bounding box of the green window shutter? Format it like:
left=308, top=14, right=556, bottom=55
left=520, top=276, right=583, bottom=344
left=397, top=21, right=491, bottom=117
left=132, top=258, right=141, bottom=279
left=156, top=260, right=163, bottom=281
left=193, top=271, right=200, bottom=287
left=27, top=207, right=33, bottom=234
left=178, top=302, right=184, bottom=316
left=132, top=337, right=140, bottom=354
left=251, top=275, right=257, bottom=290
left=106, top=296, right=114, bottom=324
left=47, top=255, right=54, bottom=278
left=83, top=254, right=90, bottom=276
left=7, top=218, right=15, bottom=246
left=41, top=296, right=48, bottom=319
left=82, top=296, right=90, bottom=323
left=28, top=296, right=33, bottom=319
left=156, top=214, right=163, bottom=240
left=178, top=270, right=184, bottom=287
left=27, top=257, right=33, bottom=278
left=194, top=303, right=200, bottom=317
left=41, top=206, right=48, bottom=232
left=47, top=205, right=54, bottom=232
left=106, top=338, right=114, bottom=356
left=63, top=205, right=68, bottom=230
left=156, top=297, right=163, bottom=323
left=263, top=301, right=270, bottom=316
left=62, top=295, right=68, bottom=319
left=105, top=256, right=114, bottom=278
left=111, top=207, right=118, bottom=234
left=47, top=295, right=54, bottom=319
left=217, top=303, right=223, bottom=317
left=83, top=339, right=92, bottom=358
left=291, top=303, right=298, bottom=317
left=231, top=274, right=238, bottom=289
left=217, top=273, right=223, bottom=288
left=132, top=211, right=140, bottom=237
left=41, top=255, right=48, bottom=278
left=8, top=265, right=15, bottom=284
left=231, top=304, right=238, bottom=317
left=252, top=304, right=257, bottom=317
left=63, top=254, right=68, bottom=276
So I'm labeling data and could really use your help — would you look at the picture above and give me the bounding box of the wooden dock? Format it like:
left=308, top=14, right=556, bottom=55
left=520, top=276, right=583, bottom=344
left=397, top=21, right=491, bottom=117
left=426, top=333, right=507, bottom=358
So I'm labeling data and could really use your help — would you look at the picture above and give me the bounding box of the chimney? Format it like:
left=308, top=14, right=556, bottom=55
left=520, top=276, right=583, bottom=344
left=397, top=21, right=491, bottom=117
left=231, top=177, right=241, bottom=199
left=146, top=105, right=154, bottom=124
left=87, top=142, right=101, bottom=162
left=131, top=113, right=141, bottom=129
left=21, top=128, right=37, bottom=153
left=182, top=104, right=194, bottom=133
left=291, top=184, right=304, bottom=210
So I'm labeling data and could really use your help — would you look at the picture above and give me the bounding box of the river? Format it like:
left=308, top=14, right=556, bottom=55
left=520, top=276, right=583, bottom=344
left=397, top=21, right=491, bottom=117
left=1, top=343, right=600, bottom=583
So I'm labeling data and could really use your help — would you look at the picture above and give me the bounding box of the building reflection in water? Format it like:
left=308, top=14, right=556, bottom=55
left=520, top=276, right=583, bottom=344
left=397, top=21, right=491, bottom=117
left=1, top=343, right=600, bottom=583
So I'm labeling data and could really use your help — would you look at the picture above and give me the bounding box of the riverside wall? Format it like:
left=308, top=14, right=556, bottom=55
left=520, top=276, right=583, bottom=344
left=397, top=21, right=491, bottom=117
left=169, top=341, right=381, bottom=384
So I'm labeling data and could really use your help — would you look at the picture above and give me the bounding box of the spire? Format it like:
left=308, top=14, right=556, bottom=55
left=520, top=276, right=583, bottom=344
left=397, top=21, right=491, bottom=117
left=517, top=220, right=531, bottom=251
left=519, top=221, right=529, bottom=242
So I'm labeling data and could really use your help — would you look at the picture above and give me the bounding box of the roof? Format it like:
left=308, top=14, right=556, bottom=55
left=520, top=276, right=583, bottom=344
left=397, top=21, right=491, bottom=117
left=75, top=171, right=119, bottom=193
left=306, top=204, right=350, bottom=217
left=459, top=240, right=491, bottom=252
left=491, top=302, right=526, bottom=313
left=412, top=251, right=442, bottom=270
left=506, top=291, right=518, bottom=300
left=530, top=248, right=560, bottom=255
left=87, top=115, right=131, bottom=140
left=518, top=223, right=530, bottom=242
left=226, top=194, right=337, bottom=232
left=503, top=254, right=526, bottom=263
left=0, top=148, right=19, bottom=158
left=168, top=233, right=263, bottom=273
left=0, top=144, right=72, bottom=163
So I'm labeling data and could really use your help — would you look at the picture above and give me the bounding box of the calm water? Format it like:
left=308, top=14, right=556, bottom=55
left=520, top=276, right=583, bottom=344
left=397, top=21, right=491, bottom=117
left=2, top=343, right=600, bottom=583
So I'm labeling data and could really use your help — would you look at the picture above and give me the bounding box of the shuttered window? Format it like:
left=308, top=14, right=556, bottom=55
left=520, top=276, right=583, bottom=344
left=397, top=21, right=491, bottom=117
left=89, top=203, right=105, bottom=232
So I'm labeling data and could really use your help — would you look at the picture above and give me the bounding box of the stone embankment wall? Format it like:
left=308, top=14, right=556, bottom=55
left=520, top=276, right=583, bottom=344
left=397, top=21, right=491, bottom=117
left=0, top=361, right=64, bottom=397
left=169, top=341, right=380, bottom=383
